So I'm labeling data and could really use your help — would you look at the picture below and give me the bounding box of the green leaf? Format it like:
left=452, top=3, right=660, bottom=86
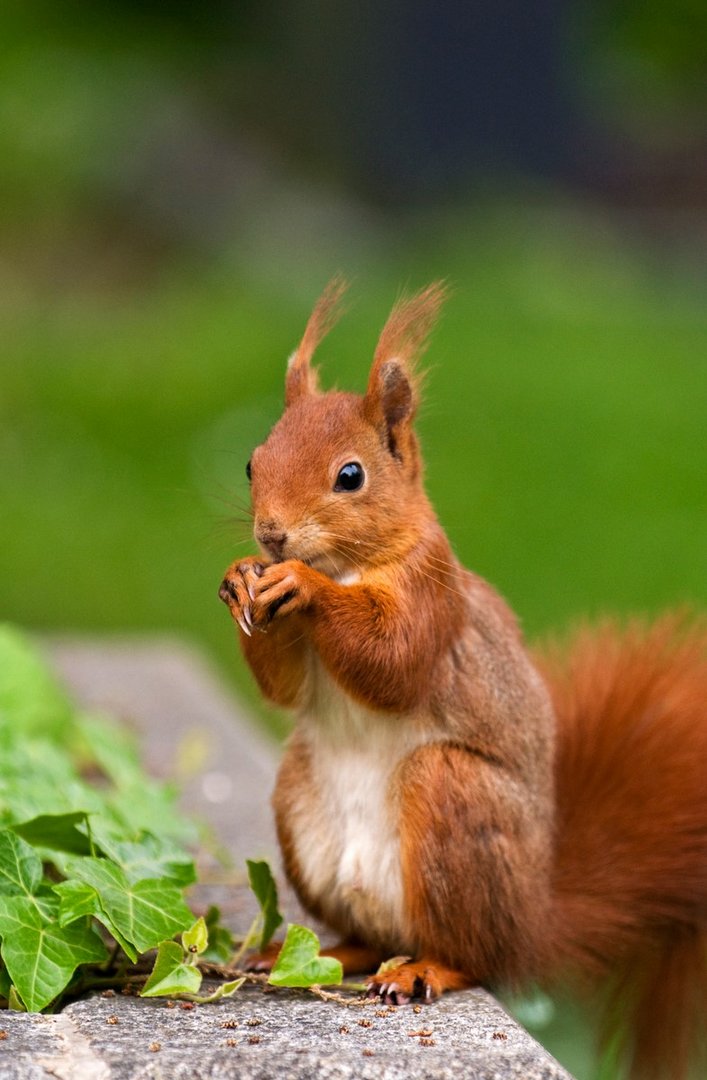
left=53, top=880, right=101, bottom=925
left=140, top=940, right=202, bottom=998
left=376, top=955, right=412, bottom=976
left=65, top=857, right=194, bottom=953
left=268, top=924, right=343, bottom=988
left=202, top=905, right=235, bottom=964
left=0, top=829, right=42, bottom=896
left=0, top=895, right=107, bottom=1012
left=9, top=986, right=26, bottom=1011
left=246, top=858, right=283, bottom=950
left=13, top=813, right=93, bottom=857
left=0, top=965, right=11, bottom=999
left=90, top=825, right=195, bottom=886
left=189, top=978, right=244, bottom=1003
left=105, top=781, right=197, bottom=845
left=182, top=917, right=208, bottom=959
left=0, top=626, right=73, bottom=740
left=74, top=713, right=142, bottom=788
left=52, top=879, right=137, bottom=962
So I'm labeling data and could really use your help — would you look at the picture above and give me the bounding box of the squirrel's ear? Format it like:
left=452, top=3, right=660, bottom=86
left=364, top=282, right=447, bottom=458
left=285, top=276, right=348, bottom=407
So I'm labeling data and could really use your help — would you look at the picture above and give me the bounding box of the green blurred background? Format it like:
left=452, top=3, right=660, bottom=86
left=1, top=3, right=705, bottom=1072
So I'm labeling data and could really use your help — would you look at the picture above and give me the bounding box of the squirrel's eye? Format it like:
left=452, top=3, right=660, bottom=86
left=246, top=459, right=252, bottom=482
left=334, top=462, right=365, bottom=492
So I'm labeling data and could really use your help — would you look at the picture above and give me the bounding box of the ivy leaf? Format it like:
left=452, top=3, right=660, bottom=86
left=189, top=978, right=244, bottom=1003
left=90, top=825, right=195, bottom=886
left=140, top=940, right=202, bottom=998
left=246, top=859, right=283, bottom=950
left=74, top=713, right=143, bottom=788
left=13, top=813, right=93, bottom=857
left=376, top=955, right=412, bottom=976
left=268, top=924, right=343, bottom=988
left=52, top=879, right=138, bottom=962
left=105, top=781, right=197, bottom=845
left=0, top=625, right=73, bottom=739
left=0, top=829, right=42, bottom=896
left=65, top=857, right=193, bottom=952
left=182, top=917, right=208, bottom=959
left=53, top=880, right=101, bottom=926
left=0, top=895, right=107, bottom=1012
left=202, top=905, right=235, bottom=964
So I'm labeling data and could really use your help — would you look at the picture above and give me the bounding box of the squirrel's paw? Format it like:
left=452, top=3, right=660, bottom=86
left=218, top=557, right=267, bottom=636
left=250, top=560, right=314, bottom=626
left=365, top=959, right=470, bottom=1005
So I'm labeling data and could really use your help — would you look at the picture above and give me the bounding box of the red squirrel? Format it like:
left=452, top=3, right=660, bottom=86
left=219, top=279, right=707, bottom=1080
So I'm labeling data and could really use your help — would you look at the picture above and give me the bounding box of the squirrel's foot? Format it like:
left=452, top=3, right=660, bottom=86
left=365, top=958, right=471, bottom=1005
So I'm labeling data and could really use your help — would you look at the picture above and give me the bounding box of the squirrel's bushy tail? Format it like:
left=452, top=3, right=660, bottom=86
left=536, top=613, right=707, bottom=1080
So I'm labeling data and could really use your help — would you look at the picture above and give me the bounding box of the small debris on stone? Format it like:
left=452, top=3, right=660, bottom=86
left=101, top=990, right=116, bottom=998
left=225, top=1038, right=238, bottom=1047
left=493, top=1031, right=508, bottom=1040
left=149, top=1042, right=161, bottom=1052
left=221, top=1019, right=239, bottom=1029
left=106, top=1015, right=119, bottom=1025
left=420, top=1037, right=436, bottom=1047
left=0, top=1031, right=7, bottom=1040
left=339, top=1026, right=350, bottom=1035
left=165, top=1001, right=176, bottom=1009
left=180, top=1001, right=195, bottom=1010
left=247, top=1034, right=262, bottom=1044
left=362, top=1048, right=375, bottom=1057
left=408, top=1029, right=433, bottom=1038
left=413, top=1004, right=422, bottom=1014
left=246, top=1017, right=262, bottom=1026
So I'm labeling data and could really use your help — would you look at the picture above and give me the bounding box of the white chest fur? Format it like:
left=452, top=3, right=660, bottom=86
left=287, top=662, right=435, bottom=949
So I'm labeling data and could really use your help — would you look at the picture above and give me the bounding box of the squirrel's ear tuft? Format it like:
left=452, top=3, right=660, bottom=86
left=364, top=282, right=447, bottom=457
left=285, top=275, right=349, bottom=406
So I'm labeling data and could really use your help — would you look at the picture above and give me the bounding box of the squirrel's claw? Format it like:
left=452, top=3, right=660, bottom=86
left=365, top=959, right=468, bottom=1005
left=365, top=978, right=414, bottom=1006
left=219, top=558, right=268, bottom=637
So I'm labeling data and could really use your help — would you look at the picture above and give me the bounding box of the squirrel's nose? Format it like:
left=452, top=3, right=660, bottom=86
left=255, top=520, right=288, bottom=560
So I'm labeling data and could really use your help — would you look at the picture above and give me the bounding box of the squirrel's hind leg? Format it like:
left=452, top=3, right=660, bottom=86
left=395, top=743, right=553, bottom=988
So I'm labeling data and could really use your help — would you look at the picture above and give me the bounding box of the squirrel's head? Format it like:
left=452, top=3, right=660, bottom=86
left=247, top=278, right=446, bottom=578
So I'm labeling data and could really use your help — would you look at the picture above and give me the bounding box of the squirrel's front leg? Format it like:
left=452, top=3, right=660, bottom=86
left=250, top=560, right=438, bottom=713
left=219, top=557, right=308, bottom=707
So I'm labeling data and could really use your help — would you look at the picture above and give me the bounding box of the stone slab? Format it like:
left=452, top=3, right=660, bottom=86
left=1, top=983, right=571, bottom=1079
left=0, top=637, right=575, bottom=1079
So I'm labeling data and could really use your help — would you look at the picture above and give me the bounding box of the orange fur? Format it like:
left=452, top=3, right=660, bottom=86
left=398, top=743, right=552, bottom=987
left=285, top=275, right=348, bottom=406
left=536, top=614, right=707, bottom=1079
left=219, top=285, right=707, bottom=1079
